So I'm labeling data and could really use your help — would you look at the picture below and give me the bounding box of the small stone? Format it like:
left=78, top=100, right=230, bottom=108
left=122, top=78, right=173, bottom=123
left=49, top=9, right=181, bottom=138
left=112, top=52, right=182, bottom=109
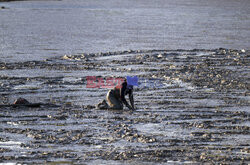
left=157, top=54, right=163, bottom=58
left=221, top=80, right=226, bottom=84
left=241, top=49, right=246, bottom=53
left=62, top=55, right=71, bottom=60
left=220, top=50, right=227, bottom=55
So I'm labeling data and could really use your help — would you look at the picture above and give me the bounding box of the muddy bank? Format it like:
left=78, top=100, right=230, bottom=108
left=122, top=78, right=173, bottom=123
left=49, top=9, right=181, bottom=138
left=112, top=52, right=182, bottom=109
left=0, top=48, right=249, bottom=164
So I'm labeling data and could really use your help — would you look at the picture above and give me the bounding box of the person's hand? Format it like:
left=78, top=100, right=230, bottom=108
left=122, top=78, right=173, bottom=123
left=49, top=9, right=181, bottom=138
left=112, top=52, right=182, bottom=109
left=127, top=105, right=133, bottom=110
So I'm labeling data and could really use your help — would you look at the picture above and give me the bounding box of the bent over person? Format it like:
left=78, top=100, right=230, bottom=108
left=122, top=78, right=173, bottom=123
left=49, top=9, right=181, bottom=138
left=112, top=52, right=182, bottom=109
left=96, top=76, right=138, bottom=110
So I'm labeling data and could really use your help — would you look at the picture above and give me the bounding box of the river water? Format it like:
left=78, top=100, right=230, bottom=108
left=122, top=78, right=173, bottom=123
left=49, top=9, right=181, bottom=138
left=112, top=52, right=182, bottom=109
left=0, top=0, right=250, bottom=62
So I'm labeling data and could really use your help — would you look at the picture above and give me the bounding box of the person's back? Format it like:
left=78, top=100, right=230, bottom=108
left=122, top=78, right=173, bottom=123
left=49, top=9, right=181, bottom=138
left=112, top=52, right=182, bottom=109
left=96, top=76, right=138, bottom=110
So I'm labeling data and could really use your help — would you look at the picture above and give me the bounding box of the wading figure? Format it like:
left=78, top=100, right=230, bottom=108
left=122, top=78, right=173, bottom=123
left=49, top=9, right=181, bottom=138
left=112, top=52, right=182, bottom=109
left=96, top=76, right=138, bottom=110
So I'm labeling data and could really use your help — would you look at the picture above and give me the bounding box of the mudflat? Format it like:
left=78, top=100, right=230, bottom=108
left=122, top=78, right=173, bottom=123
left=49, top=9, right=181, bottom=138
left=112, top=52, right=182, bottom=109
left=0, top=49, right=249, bottom=164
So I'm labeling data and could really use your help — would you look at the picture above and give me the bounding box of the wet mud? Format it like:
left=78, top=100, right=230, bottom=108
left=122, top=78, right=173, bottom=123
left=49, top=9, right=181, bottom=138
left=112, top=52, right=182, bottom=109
left=0, top=48, right=249, bottom=164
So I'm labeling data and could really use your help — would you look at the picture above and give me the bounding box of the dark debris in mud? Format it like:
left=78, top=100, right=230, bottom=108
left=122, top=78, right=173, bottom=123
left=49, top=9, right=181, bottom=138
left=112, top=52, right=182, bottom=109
left=0, top=48, right=249, bottom=164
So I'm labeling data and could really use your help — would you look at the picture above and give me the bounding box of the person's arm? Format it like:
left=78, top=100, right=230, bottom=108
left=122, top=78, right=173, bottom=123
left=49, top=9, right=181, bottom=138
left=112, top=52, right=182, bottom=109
left=129, top=91, right=135, bottom=110
left=120, top=84, right=133, bottom=110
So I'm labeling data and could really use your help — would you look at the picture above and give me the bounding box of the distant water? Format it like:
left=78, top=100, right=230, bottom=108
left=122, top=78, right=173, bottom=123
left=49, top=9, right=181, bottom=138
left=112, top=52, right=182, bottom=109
left=0, top=0, right=250, bottom=62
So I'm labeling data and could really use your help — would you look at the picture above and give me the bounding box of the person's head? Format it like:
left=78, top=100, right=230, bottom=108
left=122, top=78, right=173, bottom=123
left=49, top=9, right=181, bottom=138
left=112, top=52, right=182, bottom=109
left=126, top=76, right=138, bottom=89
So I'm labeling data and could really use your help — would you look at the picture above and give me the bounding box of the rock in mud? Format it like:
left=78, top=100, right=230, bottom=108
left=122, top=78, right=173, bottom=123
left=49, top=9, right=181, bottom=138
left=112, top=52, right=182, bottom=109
left=13, top=98, right=30, bottom=105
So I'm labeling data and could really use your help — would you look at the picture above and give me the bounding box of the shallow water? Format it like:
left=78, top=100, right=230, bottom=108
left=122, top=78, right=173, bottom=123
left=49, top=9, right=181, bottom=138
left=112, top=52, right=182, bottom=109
left=0, top=49, right=249, bottom=164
